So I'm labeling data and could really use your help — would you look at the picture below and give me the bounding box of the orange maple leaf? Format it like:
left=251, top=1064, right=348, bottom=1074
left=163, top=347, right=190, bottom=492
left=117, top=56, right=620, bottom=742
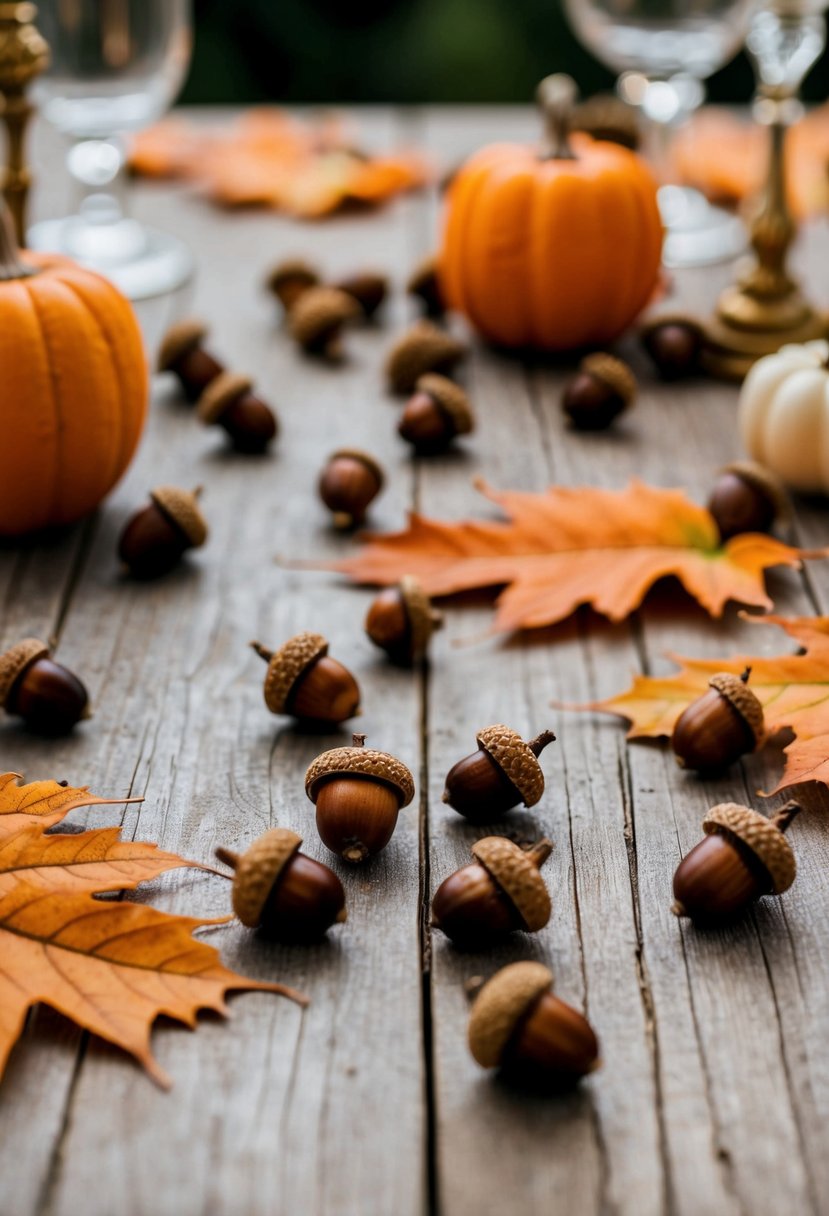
left=0, top=773, right=142, bottom=837
left=326, top=481, right=826, bottom=634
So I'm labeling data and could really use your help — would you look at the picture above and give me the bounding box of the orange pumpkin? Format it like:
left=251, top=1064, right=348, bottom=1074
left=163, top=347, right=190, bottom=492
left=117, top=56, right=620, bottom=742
left=440, top=76, right=663, bottom=352
left=0, top=207, right=147, bottom=537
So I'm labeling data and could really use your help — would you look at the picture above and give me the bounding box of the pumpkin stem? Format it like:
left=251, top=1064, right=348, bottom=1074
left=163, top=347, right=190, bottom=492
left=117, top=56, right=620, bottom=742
left=537, top=74, right=578, bottom=162
left=0, top=202, right=36, bottom=282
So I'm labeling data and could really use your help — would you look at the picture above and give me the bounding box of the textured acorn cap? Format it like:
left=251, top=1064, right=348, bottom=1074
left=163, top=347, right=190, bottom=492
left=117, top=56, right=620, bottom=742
left=580, top=353, right=637, bottom=407
left=468, top=961, right=553, bottom=1068
left=150, top=486, right=208, bottom=548
left=399, top=575, right=442, bottom=658
left=157, top=318, right=209, bottom=372
left=328, top=448, right=386, bottom=491
left=266, top=258, right=320, bottom=302
left=259, top=632, right=329, bottom=714
left=196, top=372, right=253, bottom=425
left=703, top=803, right=796, bottom=894
left=386, top=321, right=466, bottom=394
left=708, top=672, right=764, bottom=747
left=305, top=737, right=415, bottom=808
left=289, top=286, right=360, bottom=350
left=0, top=638, right=50, bottom=708
left=230, top=828, right=303, bottom=927
left=471, top=837, right=552, bottom=932
left=718, top=461, right=791, bottom=527
left=407, top=253, right=444, bottom=313
left=477, top=725, right=547, bottom=808
left=416, top=373, right=474, bottom=436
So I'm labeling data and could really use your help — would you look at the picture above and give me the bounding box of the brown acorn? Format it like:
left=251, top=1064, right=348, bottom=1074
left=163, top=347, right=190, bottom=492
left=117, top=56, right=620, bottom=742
left=431, top=837, right=553, bottom=948
left=196, top=372, right=279, bottom=454
left=305, top=733, right=415, bottom=863
left=468, top=962, right=600, bottom=1090
left=0, top=638, right=90, bottom=736
left=671, top=668, right=764, bottom=773
left=251, top=632, right=360, bottom=725
left=157, top=318, right=224, bottom=403
left=266, top=258, right=321, bottom=312
left=386, top=321, right=466, bottom=395
left=334, top=271, right=388, bottom=320
left=572, top=93, right=640, bottom=149
left=364, top=576, right=443, bottom=665
left=640, top=314, right=703, bottom=381
left=118, top=486, right=208, bottom=580
left=443, top=725, right=555, bottom=822
left=707, top=461, right=789, bottom=542
left=672, top=801, right=800, bottom=925
left=318, top=449, right=385, bottom=530
left=398, top=374, right=475, bottom=454
left=289, top=286, right=360, bottom=359
left=561, top=353, right=636, bottom=431
left=215, top=828, right=346, bottom=943
left=407, top=253, right=445, bottom=318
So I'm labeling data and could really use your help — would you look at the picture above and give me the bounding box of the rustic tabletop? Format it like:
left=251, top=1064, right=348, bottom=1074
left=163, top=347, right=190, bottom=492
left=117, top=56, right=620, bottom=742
left=1, top=107, right=829, bottom=1216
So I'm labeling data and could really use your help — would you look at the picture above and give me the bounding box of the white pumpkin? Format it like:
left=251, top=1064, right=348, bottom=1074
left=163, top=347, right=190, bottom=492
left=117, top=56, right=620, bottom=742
left=739, top=339, right=829, bottom=494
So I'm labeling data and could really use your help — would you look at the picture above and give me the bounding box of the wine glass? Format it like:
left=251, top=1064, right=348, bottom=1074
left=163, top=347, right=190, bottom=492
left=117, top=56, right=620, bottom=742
left=564, top=0, right=759, bottom=267
left=28, top=0, right=193, bottom=300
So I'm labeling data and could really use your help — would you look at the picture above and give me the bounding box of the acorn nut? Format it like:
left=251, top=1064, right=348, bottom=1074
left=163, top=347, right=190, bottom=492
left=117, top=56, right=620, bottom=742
left=334, top=271, right=388, bottom=319
left=671, top=668, right=763, bottom=773
left=319, top=449, right=384, bottom=530
left=0, top=638, right=90, bottom=735
left=407, top=253, right=445, bottom=318
left=561, top=353, right=636, bottom=431
left=289, top=286, right=360, bottom=359
left=443, top=725, right=555, bottom=822
left=386, top=321, right=466, bottom=395
left=118, top=486, right=208, bottom=580
left=365, top=576, right=443, bottom=665
left=398, top=374, right=475, bottom=454
left=266, top=258, right=321, bottom=312
left=157, top=318, right=224, bottom=402
left=707, top=461, right=788, bottom=542
left=431, top=837, right=553, bottom=948
left=641, top=314, right=703, bottom=380
left=305, top=733, right=414, bottom=863
left=251, top=632, right=360, bottom=725
left=197, top=372, right=278, bottom=454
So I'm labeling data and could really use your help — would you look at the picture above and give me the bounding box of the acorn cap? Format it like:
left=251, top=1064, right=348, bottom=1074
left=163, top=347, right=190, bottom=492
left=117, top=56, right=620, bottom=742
left=0, top=638, right=49, bottom=708
left=196, top=372, right=253, bottom=425
left=416, top=373, right=474, bottom=436
left=708, top=672, right=764, bottom=747
left=640, top=311, right=705, bottom=341
left=150, top=486, right=208, bottom=548
left=703, top=803, right=796, bottom=894
left=305, top=735, right=415, bottom=808
left=266, top=258, right=320, bottom=302
left=468, top=961, right=553, bottom=1068
left=230, top=828, right=303, bottom=927
left=289, top=286, right=360, bottom=350
left=259, top=631, right=329, bottom=714
left=406, top=253, right=443, bottom=312
left=572, top=93, right=640, bottom=149
left=399, top=575, right=442, bottom=658
left=718, top=461, right=791, bottom=527
left=580, top=353, right=637, bottom=408
left=386, top=321, right=466, bottom=394
left=477, top=724, right=547, bottom=808
left=157, top=318, right=209, bottom=372
left=329, top=448, right=385, bottom=491
left=471, top=837, right=552, bottom=932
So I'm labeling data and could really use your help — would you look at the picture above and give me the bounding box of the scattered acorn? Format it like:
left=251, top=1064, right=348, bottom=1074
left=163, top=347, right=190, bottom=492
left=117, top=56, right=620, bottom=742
left=0, top=637, right=90, bottom=735
left=707, top=461, right=788, bottom=542
left=289, top=285, right=360, bottom=359
left=318, top=448, right=385, bottom=530
left=386, top=321, right=466, bottom=395
left=334, top=271, right=388, bottom=320
left=215, top=828, right=346, bottom=943
left=266, top=258, right=321, bottom=312
left=561, top=353, right=636, bottom=431
left=671, top=668, right=764, bottom=773
left=467, top=962, right=600, bottom=1090
left=443, top=725, right=555, bottom=822
left=398, top=374, right=475, bottom=454
left=157, top=318, right=224, bottom=403
left=305, top=733, right=415, bottom=863
left=431, top=837, right=553, bottom=948
left=118, top=486, right=208, bottom=580
left=364, top=576, right=443, bottom=665
left=251, top=632, right=360, bottom=725
left=407, top=253, right=445, bottom=318
left=672, top=800, right=800, bottom=925
left=640, top=315, right=703, bottom=380
left=196, top=372, right=278, bottom=454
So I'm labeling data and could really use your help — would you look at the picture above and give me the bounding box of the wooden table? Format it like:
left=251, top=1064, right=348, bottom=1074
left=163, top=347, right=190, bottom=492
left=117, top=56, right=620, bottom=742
left=2, top=107, right=829, bottom=1216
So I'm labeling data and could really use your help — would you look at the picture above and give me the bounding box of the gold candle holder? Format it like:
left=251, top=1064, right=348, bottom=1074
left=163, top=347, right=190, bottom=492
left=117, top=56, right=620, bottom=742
left=0, top=1, right=49, bottom=246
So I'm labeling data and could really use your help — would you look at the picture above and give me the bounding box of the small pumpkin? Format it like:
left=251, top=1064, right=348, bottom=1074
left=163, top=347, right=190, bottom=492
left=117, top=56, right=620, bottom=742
left=439, top=75, right=663, bottom=352
left=0, top=206, right=147, bottom=536
left=739, top=339, right=829, bottom=494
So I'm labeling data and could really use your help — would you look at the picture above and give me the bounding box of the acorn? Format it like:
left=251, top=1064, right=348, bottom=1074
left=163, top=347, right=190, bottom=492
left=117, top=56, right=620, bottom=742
left=0, top=637, right=90, bottom=735
left=196, top=372, right=278, bottom=454
left=266, top=258, right=321, bottom=312
left=407, top=253, right=445, bottom=318
left=364, top=576, right=443, bottom=665
left=289, top=286, right=360, bottom=359
left=640, top=314, right=703, bottom=381
left=707, top=461, right=789, bottom=542
left=334, top=271, right=388, bottom=320
left=672, top=800, right=800, bottom=925
left=671, top=668, right=764, bottom=773
left=157, top=318, right=224, bottom=403
left=118, top=486, right=208, bottom=580
left=386, top=321, right=466, bottom=395
left=431, top=837, right=553, bottom=949
left=561, top=353, right=636, bottom=431
left=305, top=733, right=415, bottom=863
left=398, top=374, right=475, bottom=454
left=572, top=93, right=640, bottom=149
left=215, top=828, right=346, bottom=943
left=467, top=962, right=600, bottom=1090
left=318, top=448, right=385, bottom=530
left=250, top=632, right=360, bottom=725
left=443, top=725, right=555, bottom=822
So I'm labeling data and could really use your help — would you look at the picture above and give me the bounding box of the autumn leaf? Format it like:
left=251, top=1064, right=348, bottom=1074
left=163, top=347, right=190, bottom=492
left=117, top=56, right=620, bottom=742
left=324, top=481, right=826, bottom=634
left=0, top=773, right=142, bottom=837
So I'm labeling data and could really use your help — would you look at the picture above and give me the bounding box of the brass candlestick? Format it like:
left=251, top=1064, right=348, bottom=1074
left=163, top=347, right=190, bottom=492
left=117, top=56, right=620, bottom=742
left=0, top=2, right=49, bottom=246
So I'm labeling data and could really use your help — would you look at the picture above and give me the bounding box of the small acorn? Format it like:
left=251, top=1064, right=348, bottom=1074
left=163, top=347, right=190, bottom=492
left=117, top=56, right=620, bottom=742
left=640, top=315, right=703, bottom=381
left=266, top=258, right=321, bottom=312
left=443, top=725, right=555, bottom=822
left=407, top=253, right=445, bottom=318
left=215, top=828, right=346, bottom=943
left=561, top=353, right=636, bottom=431
left=289, top=286, right=360, bottom=359
left=398, top=374, right=475, bottom=454
left=364, top=576, right=443, bottom=665
left=250, top=632, right=360, bottom=725
left=0, top=638, right=90, bottom=735
left=334, top=271, right=388, bottom=320
left=672, top=801, right=800, bottom=925
left=431, top=837, right=553, bottom=949
left=196, top=372, right=279, bottom=454
left=305, top=733, right=415, bottom=863
left=157, top=318, right=224, bottom=403
left=671, top=668, right=764, bottom=773
left=467, top=962, right=600, bottom=1090
left=318, top=448, right=385, bottom=530
left=707, top=461, right=788, bottom=542
left=386, top=321, right=466, bottom=395
left=118, top=486, right=208, bottom=580
left=572, top=93, right=640, bottom=149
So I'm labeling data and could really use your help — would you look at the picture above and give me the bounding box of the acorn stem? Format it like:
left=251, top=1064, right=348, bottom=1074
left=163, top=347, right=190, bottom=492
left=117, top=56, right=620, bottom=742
left=250, top=641, right=273, bottom=663
left=529, top=730, right=556, bottom=757
left=352, top=733, right=367, bottom=748
left=772, top=801, right=801, bottom=834
left=740, top=667, right=751, bottom=684
left=527, top=839, right=554, bottom=868
left=214, top=847, right=240, bottom=870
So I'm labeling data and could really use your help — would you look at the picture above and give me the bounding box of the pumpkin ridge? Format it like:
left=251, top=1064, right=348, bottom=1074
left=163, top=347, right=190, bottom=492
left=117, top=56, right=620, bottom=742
left=23, top=282, right=65, bottom=527
left=455, top=161, right=495, bottom=333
